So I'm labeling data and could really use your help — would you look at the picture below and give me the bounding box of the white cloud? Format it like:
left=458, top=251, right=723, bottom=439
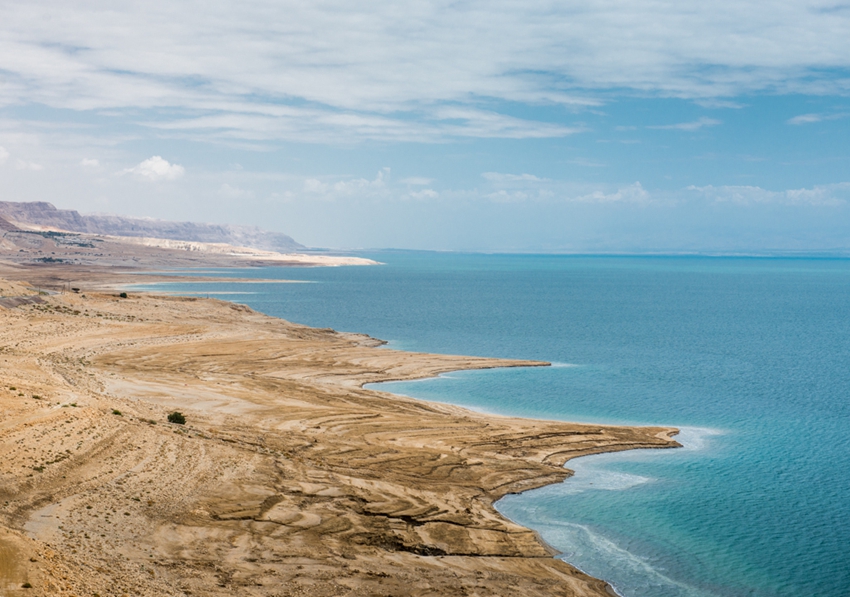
left=688, top=183, right=850, bottom=206
left=0, top=146, right=9, bottom=165
left=649, top=117, right=722, bottom=131
left=122, top=156, right=184, bottom=181
left=14, top=159, right=43, bottom=171
left=409, top=189, right=438, bottom=199
left=787, top=112, right=847, bottom=125
left=694, top=99, right=746, bottom=109
left=302, top=169, right=390, bottom=199
left=80, top=158, right=100, bottom=167
left=303, top=178, right=328, bottom=194
left=574, top=182, right=650, bottom=204
left=401, top=177, right=434, bottom=186
left=487, top=190, right=530, bottom=203
left=567, top=158, right=606, bottom=168
left=788, top=113, right=821, bottom=124
left=482, top=172, right=548, bottom=182
left=218, top=183, right=253, bottom=199
left=1, top=2, right=846, bottom=143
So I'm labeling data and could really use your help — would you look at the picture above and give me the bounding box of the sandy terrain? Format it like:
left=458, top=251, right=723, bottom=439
left=0, top=271, right=678, bottom=597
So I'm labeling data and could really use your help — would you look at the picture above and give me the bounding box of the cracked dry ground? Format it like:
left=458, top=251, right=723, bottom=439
left=0, top=288, right=678, bottom=597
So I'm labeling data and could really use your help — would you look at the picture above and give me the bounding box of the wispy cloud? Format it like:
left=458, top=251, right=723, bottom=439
left=303, top=168, right=392, bottom=199
left=15, top=159, right=43, bottom=171
left=649, top=117, right=721, bottom=131
left=218, top=183, right=253, bottom=199
left=574, top=182, right=650, bottom=204
left=788, top=113, right=823, bottom=125
left=694, top=99, right=746, bottom=109
left=787, top=112, right=848, bottom=125
left=0, top=2, right=848, bottom=144
left=401, top=177, right=434, bottom=185
left=567, top=158, right=606, bottom=168
left=688, top=183, right=850, bottom=206
left=482, top=172, right=548, bottom=182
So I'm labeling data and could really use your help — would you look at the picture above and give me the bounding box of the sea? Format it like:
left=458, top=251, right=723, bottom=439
left=132, top=252, right=850, bottom=597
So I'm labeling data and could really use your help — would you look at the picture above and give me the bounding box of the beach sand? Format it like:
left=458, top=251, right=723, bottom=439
left=0, top=265, right=678, bottom=596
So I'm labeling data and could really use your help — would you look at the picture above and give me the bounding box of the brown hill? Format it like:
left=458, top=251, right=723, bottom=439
left=0, top=201, right=304, bottom=252
left=0, top=215, right=21, bottom=232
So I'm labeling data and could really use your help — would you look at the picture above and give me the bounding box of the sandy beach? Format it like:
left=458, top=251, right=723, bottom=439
left=0, top=261, right=678, bottom=597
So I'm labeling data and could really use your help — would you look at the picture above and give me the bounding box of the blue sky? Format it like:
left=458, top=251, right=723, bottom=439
left=1, top=1, right=849, bottom=252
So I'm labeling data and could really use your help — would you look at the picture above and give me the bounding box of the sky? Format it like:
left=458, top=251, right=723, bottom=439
left=1, top=1, right=849, bottom=252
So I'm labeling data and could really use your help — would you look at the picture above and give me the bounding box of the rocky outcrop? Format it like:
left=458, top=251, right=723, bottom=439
left=0, top=201, right=304, bottom=252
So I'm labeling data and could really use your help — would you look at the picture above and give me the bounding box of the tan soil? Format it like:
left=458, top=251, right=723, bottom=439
left=0, top=264, right=678, bottom=597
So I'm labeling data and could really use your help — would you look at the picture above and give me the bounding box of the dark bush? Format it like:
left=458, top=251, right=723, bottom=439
left=167, top=411, right=186, bottom=425
left=112, top=409, right=122, bottom=416
left=119, top=292, right=128, bottom=298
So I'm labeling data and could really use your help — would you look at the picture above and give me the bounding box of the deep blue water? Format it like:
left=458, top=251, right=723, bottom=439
left=132, top=253, right=850, bottom=597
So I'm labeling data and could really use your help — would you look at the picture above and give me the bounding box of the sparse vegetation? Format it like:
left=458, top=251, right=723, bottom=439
left=167, top=411, right=186, bottom=425
left=9, top=386, right=16, bottom=391
left=119, top=292, right=128, bottom=298
left=32, top=395, right=41, bottom=400
left=22, top=582, right=32, bottom=589
left=112, top=409, right=122, bottom=416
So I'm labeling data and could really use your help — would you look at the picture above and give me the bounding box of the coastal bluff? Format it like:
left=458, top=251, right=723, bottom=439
left=0, top=281, right=678, bottom=596
left=0, top=201, right=304, bottom=253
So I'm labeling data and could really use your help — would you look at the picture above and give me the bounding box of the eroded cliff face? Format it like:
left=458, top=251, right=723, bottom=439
left=0, top=201, right=304, bottom=252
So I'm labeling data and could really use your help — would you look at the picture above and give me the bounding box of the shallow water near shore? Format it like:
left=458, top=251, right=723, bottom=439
left=134, top=252, right=850, bottom=597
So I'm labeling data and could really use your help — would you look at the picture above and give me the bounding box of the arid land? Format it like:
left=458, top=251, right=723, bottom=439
left=0, top=244, right=679, bottom=597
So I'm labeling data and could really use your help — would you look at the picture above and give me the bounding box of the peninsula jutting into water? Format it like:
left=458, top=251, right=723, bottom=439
left=134, top=253, right=850, bottom=597
left=0, top=249, right=677, bottom=597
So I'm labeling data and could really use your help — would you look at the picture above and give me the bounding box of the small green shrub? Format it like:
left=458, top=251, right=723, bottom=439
left=112, top=409, right=122, bottom=416
left=21, top=582, right=32, bottom=589
left=32, top=395, right=41, bottom=400
left=119, top=292, right=128, bottom=298
left=167, top=411, right=186, bottom=425
left=9, top=386, right=16, bottom=391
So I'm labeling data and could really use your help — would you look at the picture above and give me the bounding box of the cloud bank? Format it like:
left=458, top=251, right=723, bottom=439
left=1, top=1, right=849, bottom=142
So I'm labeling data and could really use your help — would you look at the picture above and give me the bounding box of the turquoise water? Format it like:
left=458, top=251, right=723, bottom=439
left=133, top=253, right=850, bottom=597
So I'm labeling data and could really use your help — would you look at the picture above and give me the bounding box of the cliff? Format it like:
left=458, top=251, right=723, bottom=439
left=0, top=201, right=304, bottom=252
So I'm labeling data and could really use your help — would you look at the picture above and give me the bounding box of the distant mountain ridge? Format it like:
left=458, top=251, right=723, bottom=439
left=0, top=201, right=304, bottom=252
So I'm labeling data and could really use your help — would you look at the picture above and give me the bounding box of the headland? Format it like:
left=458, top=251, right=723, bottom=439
left=0, top=256, right=678, bottom=597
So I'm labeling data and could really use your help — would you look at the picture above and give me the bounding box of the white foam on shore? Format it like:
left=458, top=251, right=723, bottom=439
left=542, top=521, right=716, bottom=597
left=670, top=426, right=724, bottom=452
left=559, top=464, right=652, bottom=495
left=495, top=425, right=726, bottom=597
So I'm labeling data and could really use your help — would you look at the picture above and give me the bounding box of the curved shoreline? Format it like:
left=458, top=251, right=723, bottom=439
left=0, top=276, right=679, bottom=596
left=367, top=373, right=684, bottom=597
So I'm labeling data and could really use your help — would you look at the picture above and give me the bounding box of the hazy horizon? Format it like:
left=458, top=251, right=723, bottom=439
left=1, top=2, right=848, bottom=252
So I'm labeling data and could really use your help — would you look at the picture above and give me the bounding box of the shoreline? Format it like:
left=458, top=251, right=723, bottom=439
left=0, top=265, right=679, bottom=596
